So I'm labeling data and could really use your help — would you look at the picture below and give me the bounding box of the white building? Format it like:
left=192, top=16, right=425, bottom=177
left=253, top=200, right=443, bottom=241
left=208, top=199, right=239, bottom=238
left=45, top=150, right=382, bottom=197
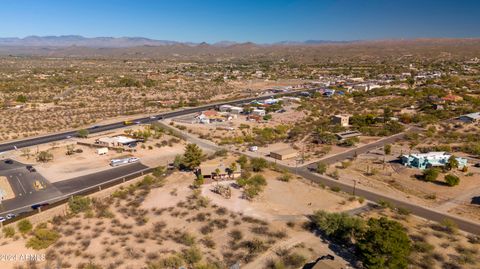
left=252, top=109, right=266, bottom=116
left=230, top=107, right=243, bottom=114
left=458, top=112, right=480, bottom=123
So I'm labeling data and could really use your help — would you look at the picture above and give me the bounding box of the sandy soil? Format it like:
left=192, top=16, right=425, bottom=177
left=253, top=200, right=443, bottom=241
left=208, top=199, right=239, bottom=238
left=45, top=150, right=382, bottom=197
left=0, top=162, right=355, bottom=269
left=201, top=169, right=360, bottom=222
left=0, top=176, right=15, bottom=200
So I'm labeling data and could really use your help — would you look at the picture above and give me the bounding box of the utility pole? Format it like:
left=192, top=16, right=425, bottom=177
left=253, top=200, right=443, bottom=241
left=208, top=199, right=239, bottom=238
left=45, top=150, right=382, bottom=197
left=353, top=179, right=357, bottom=196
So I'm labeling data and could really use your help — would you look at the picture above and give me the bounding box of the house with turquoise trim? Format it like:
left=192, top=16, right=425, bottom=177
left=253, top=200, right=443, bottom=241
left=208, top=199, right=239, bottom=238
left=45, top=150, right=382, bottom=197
left=401, top=152, right=467, bottom=170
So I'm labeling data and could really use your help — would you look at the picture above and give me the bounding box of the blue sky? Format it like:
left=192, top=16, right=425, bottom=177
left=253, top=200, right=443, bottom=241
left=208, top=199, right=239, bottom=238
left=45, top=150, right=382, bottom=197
left=1, top=0, right=479, bottom=43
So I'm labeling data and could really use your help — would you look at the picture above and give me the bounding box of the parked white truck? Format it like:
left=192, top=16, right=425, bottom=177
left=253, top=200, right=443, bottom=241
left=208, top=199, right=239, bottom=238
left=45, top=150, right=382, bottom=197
left=110, top=157, right=140, bottom=167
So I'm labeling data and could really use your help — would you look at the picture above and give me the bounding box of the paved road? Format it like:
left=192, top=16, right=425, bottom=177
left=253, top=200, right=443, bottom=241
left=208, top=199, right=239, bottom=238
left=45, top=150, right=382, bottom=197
left=305, top=130, right=407, bottom=168
left=0, top=160, right=63, bottom=216
left=0, top=90, right=309, bottom=153
left=0, top=162, right=149, bottom=216
left=52, top=162, right=148, bottom=194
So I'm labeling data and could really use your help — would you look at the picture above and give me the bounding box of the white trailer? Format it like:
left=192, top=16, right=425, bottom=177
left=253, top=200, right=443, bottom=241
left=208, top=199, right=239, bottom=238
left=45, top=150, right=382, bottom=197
left=96, top=147, right=109, bottom=155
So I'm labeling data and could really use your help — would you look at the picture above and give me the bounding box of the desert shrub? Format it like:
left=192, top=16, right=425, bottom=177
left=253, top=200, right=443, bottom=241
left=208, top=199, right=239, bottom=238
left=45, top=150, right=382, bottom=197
left=330, top=186, right=341, bottom=192
left=178, top=232, right=196, bottom=246
left=80, top=262, right=103, bottom=269
left=182, top=247, right=202, bottom=264
left=445, top=174, right=460, bottom=186
left=17, top=219, right=33, bottom=234
left=277, top=172, right=292, bottom=182
left=244, top=184, right=263, bottom=200
left=413, top=241, right=435, bottom=253
left=440, top=218, right=458, bottom=234
left=251, top=158, right=269, bottom=172
left=283, top=252, right=307, bottom=268
left=68, top=195, right=92, bottom=214
left=422, top=168, right=440, bottom=182
left=397, top=207, right=411, bottom=216
left=201, top=236, right=216, bottom=249
left=311, top=210, right=365, bottom=242
left=316, top=162, right=327, bottom=174
left=229, top=229, right=243, bottom=241
left=2, top=226, right=15, bottom=237
left=26, top=229, right=61, bottom=250
left=241, top=238, right=267, bottom=254
left=148, top=255, right=184, bottom=269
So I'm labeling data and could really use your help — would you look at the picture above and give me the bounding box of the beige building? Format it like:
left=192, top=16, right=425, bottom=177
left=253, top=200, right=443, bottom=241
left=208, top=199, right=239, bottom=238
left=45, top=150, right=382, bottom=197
left=332, top=114, right=350, bottom=127
left=270, top=148, right=298, bottom=160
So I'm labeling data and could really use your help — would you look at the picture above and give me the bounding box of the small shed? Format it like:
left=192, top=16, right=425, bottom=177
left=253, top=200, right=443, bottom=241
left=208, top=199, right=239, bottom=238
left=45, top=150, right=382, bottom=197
left=270, top=148, right=298, bottom=160
left=332, top=114, right=350, bottom=127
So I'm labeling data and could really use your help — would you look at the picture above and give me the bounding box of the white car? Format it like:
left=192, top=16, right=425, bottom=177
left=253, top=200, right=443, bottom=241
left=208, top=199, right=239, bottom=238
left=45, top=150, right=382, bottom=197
left=128, top=157, right=140, bottom=163
left=5, top=214, right=15, bottom=220
left=149, top=116, right=156, bottom=119
left=0, top=217, right=6, bottom=222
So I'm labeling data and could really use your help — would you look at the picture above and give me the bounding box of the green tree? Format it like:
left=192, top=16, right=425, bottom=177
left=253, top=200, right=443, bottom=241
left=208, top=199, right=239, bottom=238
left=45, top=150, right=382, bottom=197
left=444, top=174, right=460, bottom=186
left=445, top=155, right=459, bottom=171
left=316, top=162, right=327, bottom=175
left=228, top=162, right=238, bottom=177
left=173, top=154, right=184, bottom=170
left=311, top=210, right=365, bottom=242
left=251, top=158, right=268, bottom=172
left=77, top=129, right=89, bottom=138
left=422, top=168, right=439, bottom=182
left=182, top=143, right=203, bottom=170
left=358, top=217, right=411, bottom=269
left=36, top=151, right=53, bottom=162
left=237, top=155, right=249, bottom=168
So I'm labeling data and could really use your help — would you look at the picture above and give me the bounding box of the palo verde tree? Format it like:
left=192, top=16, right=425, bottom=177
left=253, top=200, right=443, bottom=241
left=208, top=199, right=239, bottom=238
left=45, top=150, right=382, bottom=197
left=182, top=143, right=203, bottom=170
left=357, top=217, right=411, bottom=269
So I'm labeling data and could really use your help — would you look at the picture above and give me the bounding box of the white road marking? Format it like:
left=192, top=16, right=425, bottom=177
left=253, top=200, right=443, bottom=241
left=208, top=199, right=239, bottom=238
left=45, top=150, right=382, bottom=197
left=14, top=176, right=27, bottom=195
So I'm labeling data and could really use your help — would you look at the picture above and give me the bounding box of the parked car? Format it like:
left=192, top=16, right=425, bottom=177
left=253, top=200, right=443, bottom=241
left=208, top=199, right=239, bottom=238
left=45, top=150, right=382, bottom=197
left=128, top=157, right=140, bottom=163
left=4, top=159, right=13, bottom=164
left=5, top=213, right=16, bottom=220
left=31, top=203, right=49, bottom=210
left=0, top=217, right=6, bottom=222
left=65, top=135, right=72, bottom=139
left=26, top=165, right=36, bottom=172
left=90, top=125, right=100, bottom=129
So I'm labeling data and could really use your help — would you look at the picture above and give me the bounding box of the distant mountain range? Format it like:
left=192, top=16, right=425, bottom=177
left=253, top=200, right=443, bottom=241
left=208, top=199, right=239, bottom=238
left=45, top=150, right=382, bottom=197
left=0, top=35, right=355, bottom=48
